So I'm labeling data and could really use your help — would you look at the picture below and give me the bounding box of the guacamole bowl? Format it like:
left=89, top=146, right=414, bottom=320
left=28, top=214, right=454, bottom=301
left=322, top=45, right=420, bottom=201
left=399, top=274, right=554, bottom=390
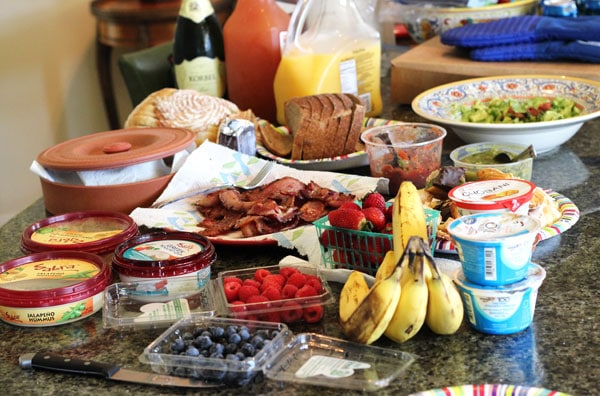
left=450, top=142, right=533, bottom=181
left=412, top=75, right=600, bottom=154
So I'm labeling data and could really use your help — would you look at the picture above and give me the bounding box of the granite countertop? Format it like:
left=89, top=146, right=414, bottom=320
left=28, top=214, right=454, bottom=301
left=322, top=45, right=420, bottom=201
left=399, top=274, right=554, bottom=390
left=1, top=84, right=600, bottom=395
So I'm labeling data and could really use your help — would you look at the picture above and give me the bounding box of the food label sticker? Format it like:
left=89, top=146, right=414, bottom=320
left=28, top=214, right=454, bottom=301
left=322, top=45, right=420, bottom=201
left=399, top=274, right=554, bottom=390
left=134, top=299, right=191, bottom=323
left=295, top=355, right=370, bottom=379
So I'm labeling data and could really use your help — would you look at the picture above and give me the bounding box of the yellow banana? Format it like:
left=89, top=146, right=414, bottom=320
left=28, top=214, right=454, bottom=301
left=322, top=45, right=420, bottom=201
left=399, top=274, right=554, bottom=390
left=339, top=271, right=370, bottom=323
left=375, top=250, right=396, bottom=283
left=339, top=263, right=403, bottom=345
left=384, top=236, right=429, bottom=343
left=424, top=254, right=464, bottom=335
left=392, top=181, right=429, bottom=264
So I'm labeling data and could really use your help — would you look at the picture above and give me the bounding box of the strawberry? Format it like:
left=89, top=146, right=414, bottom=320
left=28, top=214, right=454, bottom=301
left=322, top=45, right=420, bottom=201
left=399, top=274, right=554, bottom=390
left=339, top=201, right=362, bottom=211
left=238, top=285, right=260, bottom=302
left=328, top=208, right=368, bottom=230
left=362, top=192, right=386, bottom=213
left=303, top=305, right=324, bottom=323
left=362, top=207, right=387, bottom=232
left=280, top=301, right=303, bottom=323
left=385, top=204, right=394, bottom=222
left=223, top=281, right=241, bottom=302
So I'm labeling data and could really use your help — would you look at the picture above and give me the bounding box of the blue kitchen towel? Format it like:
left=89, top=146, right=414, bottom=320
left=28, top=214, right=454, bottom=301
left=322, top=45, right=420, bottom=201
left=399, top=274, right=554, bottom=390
left=441, top=15, right=600, bottom=48
left=470, top=40, right=600, bottom=63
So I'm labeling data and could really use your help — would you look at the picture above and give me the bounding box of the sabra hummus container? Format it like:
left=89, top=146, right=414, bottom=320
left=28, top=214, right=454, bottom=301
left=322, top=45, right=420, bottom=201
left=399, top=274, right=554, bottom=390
left=20, top=211, right=138, bottom=263
left=454, top=263, right=546, bottom=335
left=448, top=212, right=540, bottom=286
left=112, top=232, right=215, bottom=299
left=35, top=128, right=195, bottom=215
left=0, top=251, right=111, bottom=327
left=448, top=179, right=536, bottom=216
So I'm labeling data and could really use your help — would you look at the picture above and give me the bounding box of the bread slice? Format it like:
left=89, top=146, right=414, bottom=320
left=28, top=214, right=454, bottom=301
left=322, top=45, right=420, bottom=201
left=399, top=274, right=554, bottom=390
left=343, top=94, right=366, bottom=154
left=285, top=97, right=311, bottom=160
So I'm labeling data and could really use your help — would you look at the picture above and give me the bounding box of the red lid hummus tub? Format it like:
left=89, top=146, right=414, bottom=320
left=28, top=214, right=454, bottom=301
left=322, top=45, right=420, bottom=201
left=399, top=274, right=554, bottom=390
left=112, top=232, right=216, bottom=297
left=0, top=251, right=111, bottom=327
left=20, top=211, right=139, bottom=263
left=448, top=179, right=536, bottom=216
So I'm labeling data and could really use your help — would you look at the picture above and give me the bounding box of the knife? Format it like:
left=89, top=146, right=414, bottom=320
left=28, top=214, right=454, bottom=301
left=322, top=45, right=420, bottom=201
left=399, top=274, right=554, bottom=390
left=19, top=352, right=221, bottom=388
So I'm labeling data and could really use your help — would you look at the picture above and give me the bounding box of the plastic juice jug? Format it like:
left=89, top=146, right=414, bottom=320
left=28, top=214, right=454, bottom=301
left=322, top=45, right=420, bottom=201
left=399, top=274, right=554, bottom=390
left=223, top=0, right=290, bottom=123
left=273, top=0, right=383, bottom=125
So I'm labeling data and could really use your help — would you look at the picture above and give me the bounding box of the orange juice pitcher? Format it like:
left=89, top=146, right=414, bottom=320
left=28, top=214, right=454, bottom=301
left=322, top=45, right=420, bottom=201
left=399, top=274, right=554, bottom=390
left=273, top=0, right=382, bottom=125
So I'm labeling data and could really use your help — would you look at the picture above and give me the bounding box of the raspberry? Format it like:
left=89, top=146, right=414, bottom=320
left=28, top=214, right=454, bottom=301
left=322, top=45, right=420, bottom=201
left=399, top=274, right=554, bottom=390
left=286, top=272, right=307, bottom=288
left=279, top=301, right=303, bottom=323
left=238, top=285, right=260, bottom=302
left=279, top=267, right=300, bottom=279
left=303, top=305, right=324, bottom=323
left=223, top=276, right=242, bottom=286
left=264, top=274, right=285, bottom=287
left=305, top=275, right=323, bottom=293
left=246, top=294, right=270, bottom=310
left=258, top=311, right=281, bottom=323
left=295, top=284, right=318, bottom=299
left=229, top=300, right=248, bottom=318
left=223, top=281, right=241, bottom=302
left=254, top=268, right=271, bottom=283
left=260, top=279, right=282, bottom=293
left=281, top=284, right=299, bottom=299
left=243, top=279, right=261, bottom=289
left=261, top=285, right=282, bottom=301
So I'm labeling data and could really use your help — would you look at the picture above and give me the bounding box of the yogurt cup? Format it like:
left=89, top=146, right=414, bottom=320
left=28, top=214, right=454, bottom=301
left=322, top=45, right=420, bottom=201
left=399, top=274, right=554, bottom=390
left=448, top=179, right=536, bottom=216
left=112, top=232, right=215, bottom=301
left=448, top=212, right=540, bottom=286
left=454, top=263, right=546, bottom=335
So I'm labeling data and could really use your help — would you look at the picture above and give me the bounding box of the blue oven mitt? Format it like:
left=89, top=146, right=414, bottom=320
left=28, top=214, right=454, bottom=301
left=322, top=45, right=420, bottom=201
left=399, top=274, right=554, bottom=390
left=469, top=40, right=600, bottom=63
left=441, top=15, right=600, bottom=48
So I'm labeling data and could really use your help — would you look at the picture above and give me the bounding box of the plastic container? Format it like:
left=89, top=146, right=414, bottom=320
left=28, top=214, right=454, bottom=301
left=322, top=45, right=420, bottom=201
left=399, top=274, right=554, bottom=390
left=0, top=251, right=111, bottom=327
left=273, top=0, right=382, bottom=125
left=223, top=0, right=290, bottom=123
left=448, top=212, right=540, bottom=286
left=360, top=123, right=446, bottom=194
left=314, top=207, right=439, bottom=276
left=448, top=179, right=536, bottom=217
left=449, top=141, right=534, bottom=181
left=112, top=232, right=216, bottom=298
left=454, top=263, right=546, bottom=335
left=139, top=316, right=416, bottom=390
left=103, top=263, right=335, bottom=330
left=20, top=211, right=138, bottom=263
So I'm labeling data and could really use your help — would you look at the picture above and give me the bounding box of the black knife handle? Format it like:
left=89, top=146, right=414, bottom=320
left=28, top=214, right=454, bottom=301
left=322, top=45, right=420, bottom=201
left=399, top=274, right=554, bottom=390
left=19, top=353, right=119, bottom=378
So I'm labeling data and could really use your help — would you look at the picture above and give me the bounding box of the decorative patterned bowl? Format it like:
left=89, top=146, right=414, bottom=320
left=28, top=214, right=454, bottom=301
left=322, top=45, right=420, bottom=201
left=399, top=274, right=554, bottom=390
left=411, top=75, right=600, bottom=154
left=383, top=0, right=539, bottom=43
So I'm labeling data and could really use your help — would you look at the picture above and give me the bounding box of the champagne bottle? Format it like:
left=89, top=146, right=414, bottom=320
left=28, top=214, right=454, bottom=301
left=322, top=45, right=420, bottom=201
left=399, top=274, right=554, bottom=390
left=173, top=0, right=226, bottom=97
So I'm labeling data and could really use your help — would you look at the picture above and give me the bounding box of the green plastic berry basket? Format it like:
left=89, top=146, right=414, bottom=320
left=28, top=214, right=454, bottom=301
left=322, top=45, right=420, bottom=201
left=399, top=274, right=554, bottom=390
left=314, top=208, right=439, bottom=276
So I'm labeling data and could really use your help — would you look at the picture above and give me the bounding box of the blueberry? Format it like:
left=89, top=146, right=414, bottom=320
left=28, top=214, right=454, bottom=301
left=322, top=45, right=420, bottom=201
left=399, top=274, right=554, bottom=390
left=210, top=326, right=225, bottom=339
left=250, top=336, right=264, bottom=350
left=173, top=366, right=187, bottom=377
left=182, top=331, right=194, bottom=340
left=225, top=325, right=238, bottom=337
left=240, top=342, right=255, bottom=357
left=238, top=327, right=251, bottom=341
left=228, top=332, right=242, bottom=345
left=226, top=353, right=241, bottom=361
left=185, top=346, right=200, bottom=357
left=224, top=343, right=238, bottom=355
left=171, top=338, right=186, bottom=353
left=235, top=351, right=246, bottom=361
left=194, top=335, right=212, bottom=350
left=209, top=343, right=225, bottom=356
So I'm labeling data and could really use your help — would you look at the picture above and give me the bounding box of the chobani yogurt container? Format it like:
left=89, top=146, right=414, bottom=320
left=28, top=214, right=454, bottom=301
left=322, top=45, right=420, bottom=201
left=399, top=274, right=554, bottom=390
left=0, top=251, right=111, bottom=327
left=449, top=179, right=536, bottom=216
left=448, top=212, right=540, bottom=286
left=454, top=263, right=546, bottom=335
left=112, top=232, right=215, bottom=300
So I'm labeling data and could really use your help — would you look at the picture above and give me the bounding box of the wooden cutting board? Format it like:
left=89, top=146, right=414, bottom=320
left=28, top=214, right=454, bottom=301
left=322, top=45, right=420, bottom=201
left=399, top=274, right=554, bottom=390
left=390, top=36, right=600, bottom=104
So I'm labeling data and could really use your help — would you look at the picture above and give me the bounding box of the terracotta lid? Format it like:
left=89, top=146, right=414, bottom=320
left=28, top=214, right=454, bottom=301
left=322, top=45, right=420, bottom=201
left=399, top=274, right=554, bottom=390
left=37, top=128, right=195, bottom=171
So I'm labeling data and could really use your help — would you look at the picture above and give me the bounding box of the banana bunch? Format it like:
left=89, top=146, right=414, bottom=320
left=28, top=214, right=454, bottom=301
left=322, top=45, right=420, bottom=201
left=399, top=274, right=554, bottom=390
left=338, top=181, right=464, bottom=344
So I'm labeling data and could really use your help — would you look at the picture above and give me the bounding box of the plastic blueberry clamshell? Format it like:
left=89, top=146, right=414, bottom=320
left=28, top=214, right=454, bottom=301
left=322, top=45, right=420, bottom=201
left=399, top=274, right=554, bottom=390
left=139, top=315, right=416, bottom=391
left=103, top=263, right=335, bottom=330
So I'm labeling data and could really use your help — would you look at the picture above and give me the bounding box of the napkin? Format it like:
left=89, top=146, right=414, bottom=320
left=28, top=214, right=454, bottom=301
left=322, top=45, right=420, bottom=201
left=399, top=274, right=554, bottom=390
left=469, top=40, right=600, bottom=63
left=130, top=141, right=387, bottom=265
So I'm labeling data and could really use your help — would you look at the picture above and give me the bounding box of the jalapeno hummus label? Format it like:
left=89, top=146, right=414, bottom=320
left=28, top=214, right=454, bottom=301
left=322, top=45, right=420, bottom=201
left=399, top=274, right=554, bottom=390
left=123, top=240, right=204, bottom=261
left=0, top=295, right=102, bottom=326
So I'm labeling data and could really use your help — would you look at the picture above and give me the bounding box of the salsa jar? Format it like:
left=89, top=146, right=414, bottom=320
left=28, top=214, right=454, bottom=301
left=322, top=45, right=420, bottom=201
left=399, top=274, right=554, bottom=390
left=112, top=232, right=216, bottom=299
left=0, top=251, right=111, bottom=327
left=21, top=211, right=139, bottom=263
